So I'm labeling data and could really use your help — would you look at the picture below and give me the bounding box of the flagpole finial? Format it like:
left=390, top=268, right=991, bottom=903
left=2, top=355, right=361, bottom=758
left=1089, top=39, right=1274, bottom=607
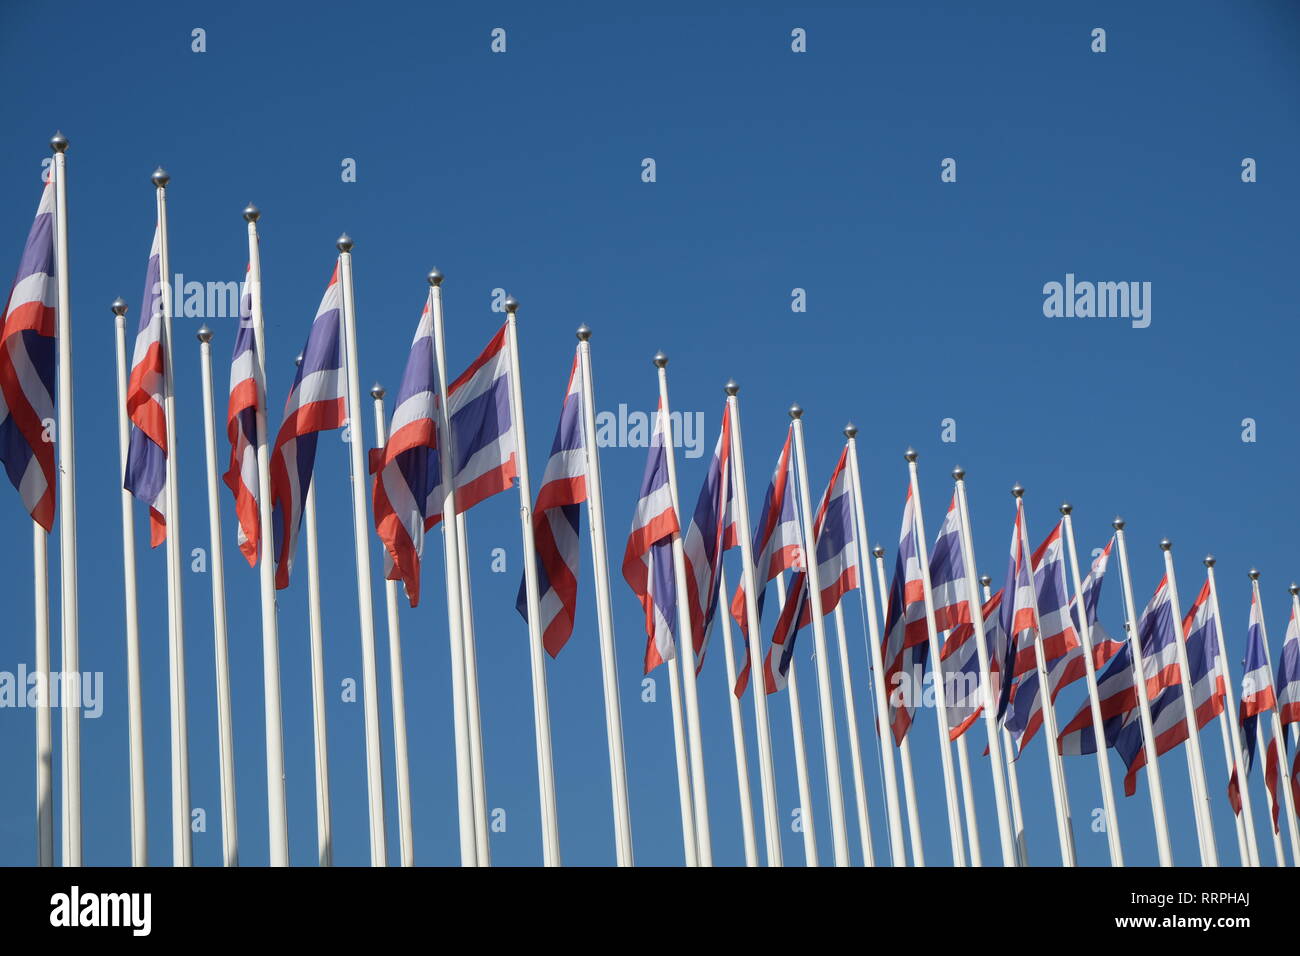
left=1290, top=583, right=1299, bottom=596
left=653, top=351, right=668, bottom=368
left=1204, top=554, right=1216, bottom=568
left=196, top=325, right=213, bottom=343
left=979, top=574, right=991, bottom=587
left=904, top=447, right=917, bottom=463
left=295, top=353, right=304, bottom=367
left=844, top=422, right=857, bottom=438
left=370, top=383, right=386, bottom=400
left=336, top=233, right=353, bottom=252
left=1112, top=516, right=1125, bottom=530
left=952, top=466, right=965, bottom=480
left=243, top=203, right=260, bottom=222
left=110, top=297, right=128, bottom=316
left=50, top=131, right=68, bottom=153
left=576, top=324, right=591, bottom=341
left=1011, top=482, right=1024, bottom=498
left=872, top=544, right=885, bottom=559
left=1249, top=568, right=1260, bottom=581
left=788, top=404, right=803, bottom=420
left=1159, top=538, right=1172, bottom=551
left=504, top=295, right=519, bottom=314
left=1059, top=502, right=1072, bottom=515
left=427, top=268, right=443, bottom=287
left=725, top=379, right=739, bottom=396
left=151, top=167, right=170, bottom=188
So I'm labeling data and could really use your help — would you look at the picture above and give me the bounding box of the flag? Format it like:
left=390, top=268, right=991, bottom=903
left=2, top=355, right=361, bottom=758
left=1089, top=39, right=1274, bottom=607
left=1263, top=735, right=1282, bottom=834
left=370, top=291, right=441, bottom=607
left=681, top=405, right=736, bottom=673
left=269, top=265, right=346, bottom=589
left=440, top=323, right=517, bottom=513
left=0, top=181, right=57, bottom=530
left=622, top=401, right=679, bottom=673
left=515, top=351, right=586, bottom=656
left=222, top=265, right=261, bottom=565
left=1277, top=605, right=1300, bottom=727
left=123, top=222, right=170, bottom=547
left=996, top=497, right=1039, bottom=721
left=882, top=486, right=929, bottom=742
left=1231, top=591, right=1279, bottom=813
left=1058, top=641, right=1136, bottom=756
left=1044, top=539, right=1123, bottom=699
left=941, top=588, right=1003, bottom=740
left=1014, top=522, right=1081, bottom=675
left=929, top=495, right=970, bottom=633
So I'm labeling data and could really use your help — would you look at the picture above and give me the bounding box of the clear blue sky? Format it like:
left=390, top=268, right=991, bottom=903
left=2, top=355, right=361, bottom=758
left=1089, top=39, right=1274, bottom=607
left=1, top=0, right=1297, bottom=866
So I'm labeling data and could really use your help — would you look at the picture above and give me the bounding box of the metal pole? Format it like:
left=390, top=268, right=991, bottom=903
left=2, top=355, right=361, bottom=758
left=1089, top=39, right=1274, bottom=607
left=718, top=566, right=759, bottom=866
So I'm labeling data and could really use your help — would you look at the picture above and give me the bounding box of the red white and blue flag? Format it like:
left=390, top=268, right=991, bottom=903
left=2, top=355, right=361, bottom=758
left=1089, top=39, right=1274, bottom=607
left=439, top=323, right=517, bottom=515
left=940, top=589, right=1003, bottom=740
left=124, top=223, right=170, bottom=547
left=929, top=495, right=970, bottom=634
left=682, top=405, right=737, bottom=673
left=0, top=181, right=57, bottom=530
left=269, top=265, right=346, bottom=589
left=516, top=351, right=587, bottom=656
left=623, top=401, right=679, bottom=673
left=222, top=265, right=261, bottom=565
left=1230, top=592, right=1279, bottom=814
left=1277, top=605, right=1300, bottom=727
left=995, top=498, right=1039, bottom=723
left=882, top=486, right=929, bottom=742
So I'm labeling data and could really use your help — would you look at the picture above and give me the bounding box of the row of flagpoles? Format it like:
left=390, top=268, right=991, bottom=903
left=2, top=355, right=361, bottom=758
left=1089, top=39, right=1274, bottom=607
left=3, top=133, right=1299, bottom=867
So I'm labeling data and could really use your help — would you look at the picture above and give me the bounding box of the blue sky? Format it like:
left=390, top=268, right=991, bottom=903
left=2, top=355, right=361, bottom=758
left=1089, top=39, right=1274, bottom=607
left=1, top=0, right=1298, bottom=866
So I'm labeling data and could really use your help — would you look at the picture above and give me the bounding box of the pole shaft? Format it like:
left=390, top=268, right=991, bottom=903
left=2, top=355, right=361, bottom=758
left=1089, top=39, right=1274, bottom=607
left=833, top=604, right=875, bottom=865
left=33, top=526, right=53, bottom=866
left=983, top=579, right=1029, bottom=866
left=1212, top=566, right=1256, bottom=865
left=718, top=566, right=759, bottom=866
left=302, top=481, right=333, bottom=866
left=1251, top=580, right=1300, bottom=862
left=776, top=577, right=819, bottom=866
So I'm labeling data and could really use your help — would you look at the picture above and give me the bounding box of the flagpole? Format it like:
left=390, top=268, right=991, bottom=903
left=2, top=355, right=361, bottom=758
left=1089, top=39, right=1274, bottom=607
left=503, top=296, right=562, bottom=866
left=33, top=519, right=53, bottom=867
left=725, top=380, right=783, bottom=866
left=1257, top=717, right=1286, bottom=865
left=1249, top=570, right=1300, bottom=862
left=1060, top=505, right=1123, bottom=865
left=1112, top=517, right=1174, bottom=865
left=575, top=327, right=634, bottom=866
left=196, top=326, right=239, bottom=866
left=1162, top=540, right=1219, bottom=866
left=789, top=408, right=850, bottom=865
left=1013, top=486, right=1076, bottom=866
left=873, top=545, right=924, bottom=865
left=300, top=425, right=333, bottom=867
left=152, top=167, right=193, bottom=867
left=906, top=450, right=966, bottom=866
left=952, top=469, right=1016, bottom=865
left=335, top=235, right=389, bottom=866
left=833, top=604, right=875, bottom=865
left=425, top=271, right=478, bottom=866
left=953, top=732, right=981, bottom=865
left=775, top=574, right=819, bottom=866
left=1214, top=564, right=1253, bottom=865
left=1206, top=558, right=1258, bottom=866
left=243, top=208, right=289, bottom=866
left=982, top=574, right=1029, bottom=866
left=110, top=298, right=148, bottom=866
left=455, top=513, right=491, bottom=866
left=844, top=425, right=906, bottom=866
left=718, top=566, right=759, bottom=866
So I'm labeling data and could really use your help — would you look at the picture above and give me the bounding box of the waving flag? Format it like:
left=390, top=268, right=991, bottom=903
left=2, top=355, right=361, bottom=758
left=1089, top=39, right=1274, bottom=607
left=269, top=265, right=346, bottom=589
left=1012, top=522, right=1081, bottom=675
left=929, top=495, right=970, bottom=633
left=1278, top=606, right=1300, bottom=727
left=0, top=181, right=57, bottom=530
left=371, top=291, right=441, bottom=607
left=623, top=402, right=679, bottom=673
left=681, top=405, right=736, bottom=673
left=996, top=498, right=1039, bottom=721
left=1047, top=539, right=1122, bottom=698
left=941, top=588, right=1003, bottom=740
left=442, top=323, right=517, bottom=513
left=1229, top=594, right=1278, bottom=813
left=1136, top=576, right=1183, bottom=694
left=222, top=265, right=261, bottom=565
left=516, top=351, right=586, bottom=656
left=1059, top=641, right=1136, bottom=755
left=882, top=486, right=929, bottom=742
left=124, top=223, right=170, bottom=547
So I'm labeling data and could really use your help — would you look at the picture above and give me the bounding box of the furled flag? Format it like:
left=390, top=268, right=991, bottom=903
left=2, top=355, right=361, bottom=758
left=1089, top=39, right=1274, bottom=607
left=622, top=401, right=679, bottom=673
left=124, top=223, right=170, bottom=547
left=370, top=292, right=441, bottom=608
left=223, top=265, right=261, bottom=565
left=882, top=486, right=929, bottom=742
left=681, top=405, right=736, bottom=673
left=0, top=181, right=57, bottom=530
left=731, top=426, right=806, bottom=697
left=440, top=323, right=517, bottom=513
left=269, top=265, right=346, bottom=589
left=1230, top=591, right=1278, bottom=814
left=515, top=351, right=587, bottom=656
left=940, top=588, right=1003, bottom=740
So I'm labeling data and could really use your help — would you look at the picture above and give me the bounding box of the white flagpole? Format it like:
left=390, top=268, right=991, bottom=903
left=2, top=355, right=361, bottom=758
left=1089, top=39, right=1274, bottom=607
left=953, top=732, right=981, bottom=865
left=833, top=604, right=875, bottom=865
left=1201, top=561, right=1253, bottom=868
left=843, top=425, right=905, bottom=866
left=1112, top=517, right=1174, bottom=865
left=906, top=450, right=966, bottom=866
left=425, top=271, right=478, bottom=866
left=110, top=298, right=147, bottom=866
left=775, top=575, right=819, bottom=866
left=790, top=408, right=850, bottom=865
left=1249, top=571, right=1300, bottom=862
left=244, top=207, right=289, bottom=866
left=1257, top=717, right=1286, bottom=865
left=33, top=524, right=53, bottom=867
left=153, top=167, right=192, bottom=867
left=718, top=566, right=759, bottom=866
left=455, top=515, right=491, bottom=865
left=575, top=326, right=633, bottom=866
left=196, top=326, right=239, bottom=866
left=301, top=442, right=333, bottom=867
left=952, top=470, right=1016, bottom=866
left=982, top=574, right=1029, bottom=866
left=1060, top=505, right=1123, bottom=865
left=654, top=353, right=713, bottom=864
left=503, top=296, right=561, bottom=866
left=872, top=545, right=924, bottom=865
left=1013, top=485, right=1076, bottom=866
left=371, top=385, right=416, bottom=866
left=725, top=380, right=783, bottom=866
left=1163, top=540, right=1219, bottom=866
left=335, top=235, right=388, bottom=866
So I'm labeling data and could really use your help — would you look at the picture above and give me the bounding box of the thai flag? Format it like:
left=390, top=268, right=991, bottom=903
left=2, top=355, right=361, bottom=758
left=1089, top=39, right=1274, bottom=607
left=515, top=351, right=586, bottom=657
left=1241, top=591, right=1276, bottom=720
left=929, top=495, right=970, bottom=633
left=940, top=588, right=1004, bottom=740
left=124, top=223, right=170, bottom=547
left=1263, top=735, right=1282, bottom=834
left=371, top=291, right=441, bottom=608
left=1047, top=539, right=1123, bottom=698
left=440, top=323, right=517, bottom=514
left=996, top=498, right=1039, bottom=722
left=222, top=265, right=261, bottom=566
left=1019, top=522, right=1081, bottom=674
left=1277, top=605, right=1300, bottom=727
left=681, top=405, right=736, bottom=674
left=882, top=486, right=929, bottom=742
left=1136, top=576, right=1183, bottom=695
left=622, top=401, right=680, bottom=673
left=269, top=265, right=346, bottom=589
left=0, top=181, right=57, bottom=530
left=1058, top=641, right=1137, bottom=756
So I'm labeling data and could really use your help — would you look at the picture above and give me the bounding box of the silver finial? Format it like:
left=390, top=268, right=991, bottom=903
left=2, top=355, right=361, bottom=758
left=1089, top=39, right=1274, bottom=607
left=294, top=353, right=303, bottom=368
left=1011, top=483, right=1025, bottom=498
left=1060, top=502, right=1072, bottom=515
left=844, top=422, right=857, bottom=438
left=952, top=466, right=965, bottom=480
left=1204, top=554, right=1216, bottom=568
left=1290, top=583, right=1299, bottom=596
left=243, top=203, right=260, bottom=223
left=1159, top=538, right=1172, bottom=552
left=653, top=351, right=668, bottom=368
left=151, top=166, right=170, bottom=188
left=196, top=325, right=212, bottom=343
left=1112, top=516, right=1125, bottom=530
left=427, top=268, right=443, bottom=286
left=336, top=233, right=353, bottom=252
left=1249, top=568, right=1260, bottom=581
left=979, top=574, right=992, bottom=587
left=789, top=404, right=803, bottom=420
left=110, top=297, right=128, bottom=316
left=370, top=383, right=386, bottom=400
left=50, top=131, right=68, bottom=153
left=904, top=447, right=917, bottom=463
left=872, top=544, right=885, bottom=559
left=576, top=324, right=591, bottom=342
left=724, top=379, right=739, bottom=396
left=503, top=295, right=519, bottom=313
